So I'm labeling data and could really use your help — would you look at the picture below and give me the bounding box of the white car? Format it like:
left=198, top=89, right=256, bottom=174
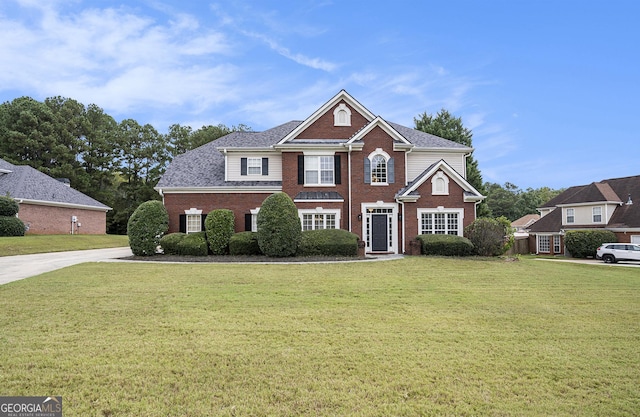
left=596, top=243, right=640, bottom=263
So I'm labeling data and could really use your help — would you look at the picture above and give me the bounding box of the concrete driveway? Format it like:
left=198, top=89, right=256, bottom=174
left=0, top=247, right=133, bottom=285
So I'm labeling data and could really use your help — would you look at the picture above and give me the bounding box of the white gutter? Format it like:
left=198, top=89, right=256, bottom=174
left=347, top=144, right=353, bottom=232
left=14, top=198, right=111, bottom=212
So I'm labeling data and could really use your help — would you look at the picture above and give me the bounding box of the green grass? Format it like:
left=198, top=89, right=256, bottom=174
left=0, top=234, right=129, bottom=256
left=0, top=257, right=638, bottom=416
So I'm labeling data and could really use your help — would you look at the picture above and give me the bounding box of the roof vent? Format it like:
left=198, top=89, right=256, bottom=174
left=56, top=178, right=71, bottom=187
left=626, top=194, right=633, bottom=205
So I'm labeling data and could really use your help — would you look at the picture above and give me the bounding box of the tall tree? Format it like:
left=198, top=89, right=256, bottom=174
left=414, top=109, right=489, bottom=217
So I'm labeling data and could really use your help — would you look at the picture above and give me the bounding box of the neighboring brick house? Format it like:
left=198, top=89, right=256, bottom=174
left=156, top=90, right=484, bottom=255
left=528, top=175, right=640, bottom=255
left=0, top=158, right=111, bottom=234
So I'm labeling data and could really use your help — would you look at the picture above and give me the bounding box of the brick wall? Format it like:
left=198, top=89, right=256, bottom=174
left=295, top=101, right=369, bottom=139
left=18, top=204, right=107, bottom=234
left=163, top=192, right=275, bottom=233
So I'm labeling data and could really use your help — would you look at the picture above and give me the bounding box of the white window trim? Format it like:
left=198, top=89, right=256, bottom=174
left=247, top=157, right=262, bottom=175
left=431, top=171, right=450, bottom=195
left=298, top=208, right=341, bottom=231
left=368, top=148, right=390, bottom=186
left=566, top=208, right=575, bottom=224
left=304, top=155, right=335, bottom=186
left=417, top=207, right=464, bottom=236
left=250, top=207, right=260, bottom=232
left=184, top=208, right=203, bottom=234
left=538, top=235, right=551, bottom=253
left=333, top=103, right=351, bottom=126
left=592, top=206, right=603, bottom=223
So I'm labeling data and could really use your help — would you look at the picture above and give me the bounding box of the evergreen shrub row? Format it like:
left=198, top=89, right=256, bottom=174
left=417, top=234, right=474, bottom=256
left=564, top=230, right=617, bottom=258
left=297, top=229, right=359, bottom=256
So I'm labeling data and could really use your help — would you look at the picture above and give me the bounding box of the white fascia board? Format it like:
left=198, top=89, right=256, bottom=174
left=606, top=227, right=640, bottom=232
left=411, top=147, right=473, bottom=153
left=557, top=201, right=622, bottom=207
left=347, top=117, right=411, bottom=145
left=401, top=159, right=484, bottom=198
left=277, top=90, right=375, bottom=145
left=16, top=198, right=111, bottom=212
left=156, top=186, right=282, bottom=194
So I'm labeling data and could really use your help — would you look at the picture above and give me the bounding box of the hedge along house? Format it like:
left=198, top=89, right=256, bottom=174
left=156, top=90, right=485, bottom=255
left=0, top=158, right=111, bottom=234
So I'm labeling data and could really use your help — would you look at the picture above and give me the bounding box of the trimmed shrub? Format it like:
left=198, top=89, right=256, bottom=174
left=177, top=231, right=208, bottom=256
left=417, top=234, right=474, bottom=256
left=159, top=232, right=186, bottom=255
left=229, top=231, right=262, bottom=256
left=205, top=209, right=235, bottom=255
left=257, top=192, right=302, bottom=257
left=127, top=200, right=169, bottom=256
left=565, top=230, right=617, bottom=258
left=0, top=196, right=19, bottom=217
left=0, top=216, right=26, bottom=237
left=464, top=217, right=514, bottom=256
left=297, top=229, right=359, bottom=256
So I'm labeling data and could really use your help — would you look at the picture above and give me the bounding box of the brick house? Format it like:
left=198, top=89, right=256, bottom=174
left=0, top=158, right=111, bottom=234
left=156, top=90, right=484, bottom=255
left=528, top=175, right=640, bottom=255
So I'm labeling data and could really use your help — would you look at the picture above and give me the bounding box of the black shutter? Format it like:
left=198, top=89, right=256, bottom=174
left=334, top=155, right=341, bottom=184
left=364, top=158, right=371, bottom=184
left=298, top=155, right=304, bottom=184
left=388, top=158, right=395, bottom=184
left=245, top=213, right=252, bottom=231
left=179, top=214, right=186, bottom=233
left=201, top=214, right=207, bottom=232
left=262, top=157, right=269, bottom=176
left=241, top=158, right=247, bottom=176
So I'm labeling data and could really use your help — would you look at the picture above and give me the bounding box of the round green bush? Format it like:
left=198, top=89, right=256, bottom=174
left=177, top=231, right=208, bottom=256
left=464, top=217, right=514, bottom=256
left=257, top=192, right=302, bottom=257
left=127, top=200, right=169, bottom=256
left=205, top=209, right=235, bottom=255
left=297, top=229, right=359, bottom=256
left=229, top=231, right=262, bottom=256
left=0, top=216, right=26, bottom=236
left=0, top=196, right=19, bottom=217
left=417, top=234, right=474, bottom=256
left=159, top=232, right=186, bottom=255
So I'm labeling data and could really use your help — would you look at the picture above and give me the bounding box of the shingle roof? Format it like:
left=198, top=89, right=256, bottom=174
left=0, top=158, right=110, bottom=210
left=158, top=118, right=470, bottom=189
left=531, top=174, right=640, bottom=231
left=294, top=191, right=344, bottom=201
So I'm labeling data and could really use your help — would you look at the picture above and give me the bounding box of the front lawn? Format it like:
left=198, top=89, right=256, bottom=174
left=0, top=257, right=638, bottom=416
left=0, top=234, right=129, bottom=256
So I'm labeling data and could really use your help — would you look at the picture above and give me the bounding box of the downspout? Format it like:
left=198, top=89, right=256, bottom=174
left=399, top=200, right=405, bottom=254
left=401, top=147, right=413, bottom=254
left=348, top=144, right=353, bottom=232
left=223, top=148, right=228, bottom=181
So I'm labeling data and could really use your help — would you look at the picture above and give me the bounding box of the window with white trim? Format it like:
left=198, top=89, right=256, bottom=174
left=538, top=235, right=550, bottom=253
left=371, top=155, right=387, bottom=183
left=305, top=156, right=334, bottom=185
left=247, top=157, right=262, bottom=175
left=186, top=214, right=201, bottom=233
left=553, top=235, right=561, bottom=253
left=566, top=208, right=575, bottom=224
left=592, top=206, right=602, bottom=223
left=299, top=209, right=340, bottom=231
left=418, top=209, right=462, bottom=236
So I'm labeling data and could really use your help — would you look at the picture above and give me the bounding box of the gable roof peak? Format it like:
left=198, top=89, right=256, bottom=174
left=278, top=90, right=375, bottom=145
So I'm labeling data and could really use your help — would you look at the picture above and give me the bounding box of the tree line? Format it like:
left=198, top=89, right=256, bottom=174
left=0, top=96, right=249, bottom=233
left=0, top=96, right=561, bottom=234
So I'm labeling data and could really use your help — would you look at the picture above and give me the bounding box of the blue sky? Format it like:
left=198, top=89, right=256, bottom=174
left=1, top=0, right=638, bottom=190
